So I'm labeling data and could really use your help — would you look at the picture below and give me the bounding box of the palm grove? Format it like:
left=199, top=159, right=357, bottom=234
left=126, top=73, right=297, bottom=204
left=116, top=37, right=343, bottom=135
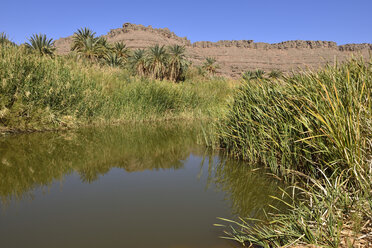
left=4, top=28, right=220, bottom=82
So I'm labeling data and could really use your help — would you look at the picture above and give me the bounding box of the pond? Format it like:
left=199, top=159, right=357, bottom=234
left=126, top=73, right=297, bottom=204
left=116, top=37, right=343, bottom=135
left=0, top=123, right=283, bottom=248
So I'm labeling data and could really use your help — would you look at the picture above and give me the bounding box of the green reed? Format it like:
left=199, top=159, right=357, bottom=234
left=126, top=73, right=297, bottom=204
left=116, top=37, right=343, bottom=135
left=218, top=58, right=371, bottom=177
left=216, top=58, right=372, bottom=247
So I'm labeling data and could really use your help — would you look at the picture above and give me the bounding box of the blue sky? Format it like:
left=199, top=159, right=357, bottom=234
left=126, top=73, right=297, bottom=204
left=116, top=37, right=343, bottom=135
left=1, top=0, right=371, bottom=45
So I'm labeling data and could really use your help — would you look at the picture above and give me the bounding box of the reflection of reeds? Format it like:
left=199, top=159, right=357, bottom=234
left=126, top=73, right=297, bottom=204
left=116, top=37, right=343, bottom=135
left=0, top=122, right=203, bottom=203
left=212, top=157, right=286, bottom=219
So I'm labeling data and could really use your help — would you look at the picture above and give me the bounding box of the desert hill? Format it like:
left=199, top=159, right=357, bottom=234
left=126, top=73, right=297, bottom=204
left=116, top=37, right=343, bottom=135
left=54, top=23, right=372, bottom=77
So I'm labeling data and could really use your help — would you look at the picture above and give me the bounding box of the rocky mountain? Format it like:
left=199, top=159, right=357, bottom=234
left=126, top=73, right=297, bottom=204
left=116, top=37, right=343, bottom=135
left=54, top=23, right=372, bottom=77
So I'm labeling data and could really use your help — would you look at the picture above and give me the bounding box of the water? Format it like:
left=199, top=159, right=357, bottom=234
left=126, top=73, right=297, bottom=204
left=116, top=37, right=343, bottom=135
left=0, top=123, right=282, bottom=248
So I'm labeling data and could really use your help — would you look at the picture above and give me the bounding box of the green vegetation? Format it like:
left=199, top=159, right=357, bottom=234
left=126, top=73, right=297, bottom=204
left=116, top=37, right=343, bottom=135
left=268, top=69, right=283, bottom=79
left=25, top=33, right=56, bottom=56
left=129, top=48, right=146, bottom=76
left=71, top=28, right=108, bottom=61
left=0, top=32, right=16, bottom=47
left=242, top=69, right=272, bottom=81
left=112, top=41, right=130, bottom=60
left=103, top=41, right=130, bottom=68
left=68, top=28, right=191, bottom=81
left=0, top=122, right=201, bottom=203
left=1, top=27, right=371, bottom=247
left=127, top=44, right=190, bottom=81
left=146, top=44, right=168, bottom=80
left=202, top=57, right=219, bottom=75
left=167, top=44, right=189, bottom=81
left=212, top=159, right=286, bottom=219
left=103, top=51, right=125, bottom=67
left=242, top=69, right=284, bottom=81
left=216, top=58, right=372, bottom=247
left=0, top=121, right=286, bottom=225
left=0, top=45, right=232, bottom=132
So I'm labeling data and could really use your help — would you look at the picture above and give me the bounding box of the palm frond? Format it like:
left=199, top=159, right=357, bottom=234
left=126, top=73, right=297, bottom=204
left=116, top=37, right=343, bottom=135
left=26, top=33, right=55, bottom=56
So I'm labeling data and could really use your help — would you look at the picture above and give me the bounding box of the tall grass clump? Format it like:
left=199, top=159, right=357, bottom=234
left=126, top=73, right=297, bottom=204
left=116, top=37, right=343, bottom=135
left=0, top=45, right=105, bottom=130
left=216, top=58, right=372, bottom=247
left=218, top=168, right=372, bottom=247
left=219, top=58, right=371, bottom=176
left=100, top=79, right=225, bottom=121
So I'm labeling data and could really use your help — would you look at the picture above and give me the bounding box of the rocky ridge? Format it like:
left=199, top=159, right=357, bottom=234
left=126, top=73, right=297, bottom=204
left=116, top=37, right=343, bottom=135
left=54, top=23, right=372, bottom=77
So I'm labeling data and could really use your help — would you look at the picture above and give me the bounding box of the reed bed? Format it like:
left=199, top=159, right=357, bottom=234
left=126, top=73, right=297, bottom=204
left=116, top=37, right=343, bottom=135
left=0, top=45, right=231, bottom=132
left=216, top=58, right=372, bottom=247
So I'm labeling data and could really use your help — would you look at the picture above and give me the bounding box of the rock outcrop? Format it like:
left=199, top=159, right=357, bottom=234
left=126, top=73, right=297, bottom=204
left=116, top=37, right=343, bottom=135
left=338, top=43, right=372, bottom=51
left=54, top=23, right=372, bottom=77
left=192, top=40, right=338, bottom=49
left=106, top=23, right=191, bottom=48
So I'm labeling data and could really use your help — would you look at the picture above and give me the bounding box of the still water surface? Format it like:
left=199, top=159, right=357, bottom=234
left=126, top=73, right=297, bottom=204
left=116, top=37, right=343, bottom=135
left=0, top=123, right=282, bottom=248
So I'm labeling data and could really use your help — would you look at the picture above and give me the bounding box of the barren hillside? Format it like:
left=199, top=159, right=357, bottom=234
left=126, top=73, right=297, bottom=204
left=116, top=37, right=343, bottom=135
left=54, top=23, right=372, bottom=77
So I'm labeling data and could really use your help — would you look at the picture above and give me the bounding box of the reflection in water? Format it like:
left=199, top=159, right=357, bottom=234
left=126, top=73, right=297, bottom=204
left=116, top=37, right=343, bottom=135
left=0, top=123, right=201, bottom=203
left=0, top=122, right=282, bottom=248
left=213, top=158, right=284, bottom=218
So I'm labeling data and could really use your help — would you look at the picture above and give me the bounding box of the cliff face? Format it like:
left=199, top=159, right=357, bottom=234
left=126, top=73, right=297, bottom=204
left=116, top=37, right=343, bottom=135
left=191, top=40, right=338, bottom=49
left=54, top=23, right=372, bottom=77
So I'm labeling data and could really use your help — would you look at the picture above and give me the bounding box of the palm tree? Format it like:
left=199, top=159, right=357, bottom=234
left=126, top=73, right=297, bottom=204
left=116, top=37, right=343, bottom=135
left=71, top=28, right=106, bottom=61
left=74, top=36, right=104, bottom=61
left=96, top=37, right=111, bottom=51
left=167, top=45, right=189, bottom=82
left=129, top=49, right=147, bottom=77
left=242, top=69, right=266, bottom=81
left=104, top=52, right=124, bottom=67
left=71, top=27, right=96, bottom=50
left=254, top=69, right=265, bottom=79
left=242, top=71, right=255, bottom=81
left=202, top=57, right=219, bottom=75
left=0, top=32, right=15, bottom=46
left=268, top=70, right=282, bottom=79
left=113, top=42, right=130, bottom=60
left=26, top=34, right=55, bottom=56
left=146, top=44, right=168, bottom=80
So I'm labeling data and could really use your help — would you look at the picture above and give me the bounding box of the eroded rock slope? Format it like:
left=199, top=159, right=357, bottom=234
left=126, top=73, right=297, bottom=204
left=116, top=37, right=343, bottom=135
left=54, top=23, right=372, bottom=77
